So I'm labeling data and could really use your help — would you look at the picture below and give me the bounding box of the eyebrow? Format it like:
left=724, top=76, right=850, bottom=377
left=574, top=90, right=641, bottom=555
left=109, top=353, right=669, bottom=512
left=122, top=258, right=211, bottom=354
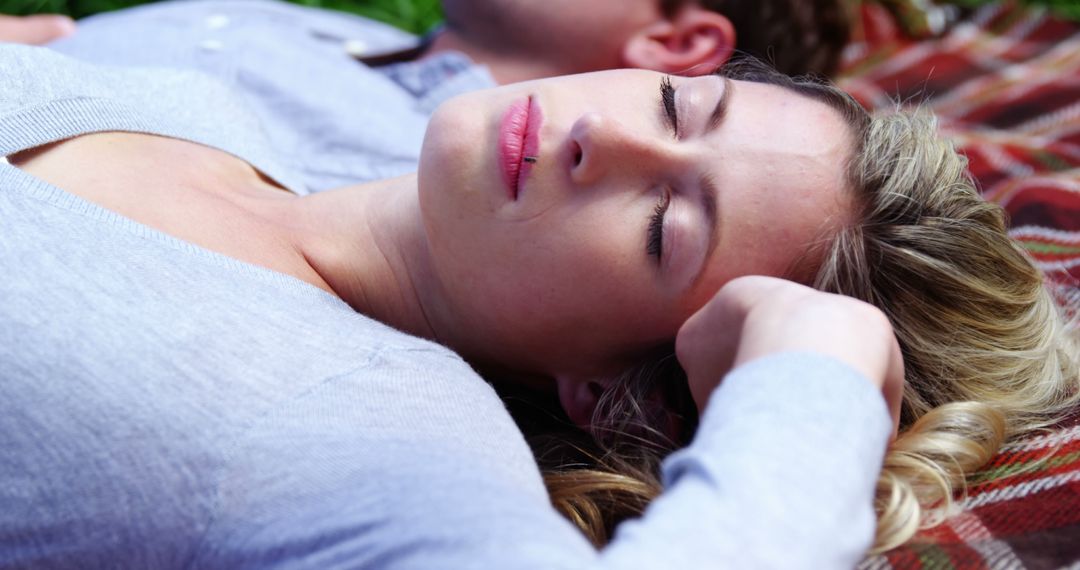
left=705, top=76, right=733, bottom=134
left=691, top=78, right=731, bottom=286
left=693, top=172, right=720, bottom=287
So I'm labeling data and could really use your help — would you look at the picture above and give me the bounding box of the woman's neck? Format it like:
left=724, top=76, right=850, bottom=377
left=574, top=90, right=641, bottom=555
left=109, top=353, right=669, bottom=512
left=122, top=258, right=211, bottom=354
left=277, top=174, right=446, bottom=344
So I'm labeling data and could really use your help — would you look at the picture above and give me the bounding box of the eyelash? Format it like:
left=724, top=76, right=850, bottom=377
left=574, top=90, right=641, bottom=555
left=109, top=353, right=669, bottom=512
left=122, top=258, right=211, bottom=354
left=660, top=76, right=678, bottom=137
left=647, top=77, right=678, bottom=264
left=647, top=189, right=671, bottom=262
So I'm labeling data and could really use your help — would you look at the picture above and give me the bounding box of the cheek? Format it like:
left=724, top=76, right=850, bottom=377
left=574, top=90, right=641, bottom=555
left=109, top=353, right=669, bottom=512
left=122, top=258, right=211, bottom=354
left=427, top=187, right=681, bottom=366
left=489, top=215, right=674, bottom=344
left=419, top=99, right=500, bottom=211
left=498, top=220, right=638, bottom=306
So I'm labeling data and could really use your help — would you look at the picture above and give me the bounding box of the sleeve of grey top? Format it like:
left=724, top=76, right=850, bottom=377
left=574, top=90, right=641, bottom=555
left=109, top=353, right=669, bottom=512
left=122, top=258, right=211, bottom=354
left=192, top=351, right=890, bottom=570
left=599, top=351, right=891, bottom=569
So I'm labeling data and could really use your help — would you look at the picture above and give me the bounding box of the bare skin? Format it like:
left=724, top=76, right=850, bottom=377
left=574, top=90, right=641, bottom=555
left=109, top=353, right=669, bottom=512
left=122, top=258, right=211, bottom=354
left=0, top=14, right=73, bottom=44
left=429, top=0, right=735, bottom=84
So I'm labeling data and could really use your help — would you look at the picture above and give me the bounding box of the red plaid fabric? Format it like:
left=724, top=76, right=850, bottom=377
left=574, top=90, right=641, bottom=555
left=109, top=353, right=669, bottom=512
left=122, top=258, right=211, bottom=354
left=840, top=2, right=1080, bottom=567
left=859, top=414, right=1080, bottom=569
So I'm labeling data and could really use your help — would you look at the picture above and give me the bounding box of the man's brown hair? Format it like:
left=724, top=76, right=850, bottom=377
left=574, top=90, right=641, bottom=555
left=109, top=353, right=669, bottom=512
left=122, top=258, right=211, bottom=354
left=663, top=0, right=851, bottom=76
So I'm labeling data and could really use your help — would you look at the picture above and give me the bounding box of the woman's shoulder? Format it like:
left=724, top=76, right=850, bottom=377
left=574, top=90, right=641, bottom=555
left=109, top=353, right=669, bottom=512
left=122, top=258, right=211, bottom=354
left=0, top=43, right=224, bottom=111
left=0, top=44, right=308, bottom=194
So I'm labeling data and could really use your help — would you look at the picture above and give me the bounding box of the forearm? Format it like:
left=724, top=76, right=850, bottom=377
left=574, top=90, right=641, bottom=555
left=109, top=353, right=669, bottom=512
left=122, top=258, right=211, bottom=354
left=600, top=352, right=891, bottom=569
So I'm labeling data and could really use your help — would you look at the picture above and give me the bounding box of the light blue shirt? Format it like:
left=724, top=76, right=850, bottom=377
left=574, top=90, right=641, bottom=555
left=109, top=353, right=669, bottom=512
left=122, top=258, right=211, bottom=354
left=49, top=0, right=498, bottom=192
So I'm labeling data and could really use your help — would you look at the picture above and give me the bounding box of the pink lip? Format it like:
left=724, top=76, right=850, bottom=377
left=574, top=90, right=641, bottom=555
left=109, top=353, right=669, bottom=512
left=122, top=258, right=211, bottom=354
left=498, top=96, right=542, bottom=200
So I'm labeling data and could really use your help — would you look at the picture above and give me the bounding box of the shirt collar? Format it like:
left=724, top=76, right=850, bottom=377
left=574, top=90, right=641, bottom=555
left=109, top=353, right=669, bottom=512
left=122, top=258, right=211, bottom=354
left=377, top=49, right=498, bottom=115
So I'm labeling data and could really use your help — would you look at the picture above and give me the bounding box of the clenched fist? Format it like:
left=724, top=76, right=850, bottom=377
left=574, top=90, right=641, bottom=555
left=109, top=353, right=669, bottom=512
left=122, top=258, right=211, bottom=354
left=675, top=275, right=904, bottom=434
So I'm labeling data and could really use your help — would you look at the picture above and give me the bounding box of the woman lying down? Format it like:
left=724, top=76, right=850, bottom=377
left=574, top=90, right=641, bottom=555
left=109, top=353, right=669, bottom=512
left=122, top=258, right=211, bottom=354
left=1, top=44, right=1076, bottom=568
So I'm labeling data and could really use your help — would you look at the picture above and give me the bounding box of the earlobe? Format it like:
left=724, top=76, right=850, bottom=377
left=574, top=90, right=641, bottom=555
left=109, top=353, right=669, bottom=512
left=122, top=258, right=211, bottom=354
left=554, top=374, right=609, bottom=430
left=621, top=6, right=736, bottom=76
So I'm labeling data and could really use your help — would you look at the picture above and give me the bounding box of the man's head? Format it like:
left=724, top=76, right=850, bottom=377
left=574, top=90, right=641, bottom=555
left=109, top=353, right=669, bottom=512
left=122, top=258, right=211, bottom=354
left=437, top=0, right=849, bottom=82
left=688, top=0, right=850, bottom=77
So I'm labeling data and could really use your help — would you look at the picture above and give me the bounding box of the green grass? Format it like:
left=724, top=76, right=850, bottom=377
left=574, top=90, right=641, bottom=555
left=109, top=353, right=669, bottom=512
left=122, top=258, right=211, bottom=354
left=0, top=0, right=444, bottom=34
left=950, top=0, right=1080, bottom=20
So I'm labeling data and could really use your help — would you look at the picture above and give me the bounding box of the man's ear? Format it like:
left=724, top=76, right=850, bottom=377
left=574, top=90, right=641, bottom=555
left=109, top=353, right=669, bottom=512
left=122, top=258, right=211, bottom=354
left=621, top=5, right=736, bottom=76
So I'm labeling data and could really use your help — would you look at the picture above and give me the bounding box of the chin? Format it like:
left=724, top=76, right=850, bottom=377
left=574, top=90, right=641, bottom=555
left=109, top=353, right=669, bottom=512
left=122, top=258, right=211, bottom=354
left=419, top=92, right=510, bottom=231
left=418, top=98, right=475, bottom=210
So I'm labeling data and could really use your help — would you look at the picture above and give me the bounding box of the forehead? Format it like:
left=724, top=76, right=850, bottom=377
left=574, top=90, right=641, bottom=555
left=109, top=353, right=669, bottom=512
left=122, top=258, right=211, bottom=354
left=725, top=78, right=854, bottom=162
left=689, top=78, right=855, bottom=302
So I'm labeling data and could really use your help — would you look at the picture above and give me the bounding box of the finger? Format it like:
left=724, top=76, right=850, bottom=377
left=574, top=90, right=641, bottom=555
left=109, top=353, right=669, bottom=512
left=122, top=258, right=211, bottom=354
left=708, top=275, right=792, bottom=316
left=0, top=14, right=76, bottom=45
left=676, top=276, right=790, bottom=356
left=675, top=276, right=795, bottom=411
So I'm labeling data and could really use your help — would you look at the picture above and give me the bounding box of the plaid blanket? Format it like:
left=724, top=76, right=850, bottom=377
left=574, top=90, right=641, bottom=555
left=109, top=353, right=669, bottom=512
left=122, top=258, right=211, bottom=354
left=861, top=415, right=1080, bottom=569
left=839, top=2, right=1080, bottom=568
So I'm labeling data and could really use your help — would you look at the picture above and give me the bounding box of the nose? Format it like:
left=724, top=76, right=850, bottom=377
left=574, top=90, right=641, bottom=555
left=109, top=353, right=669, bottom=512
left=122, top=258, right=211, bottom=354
left=568, top=112, right=680, bottom=187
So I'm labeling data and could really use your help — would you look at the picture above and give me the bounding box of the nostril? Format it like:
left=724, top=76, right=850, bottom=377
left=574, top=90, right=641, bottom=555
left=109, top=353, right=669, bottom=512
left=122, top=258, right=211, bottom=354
left=571, top=141, right=583, bottom=167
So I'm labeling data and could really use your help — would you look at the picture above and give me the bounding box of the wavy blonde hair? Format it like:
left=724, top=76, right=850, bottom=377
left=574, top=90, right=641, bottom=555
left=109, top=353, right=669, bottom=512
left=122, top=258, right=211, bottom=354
left=515, top=63, right=1080, bottom=551
left=816, top=107, right=1080, bottom=549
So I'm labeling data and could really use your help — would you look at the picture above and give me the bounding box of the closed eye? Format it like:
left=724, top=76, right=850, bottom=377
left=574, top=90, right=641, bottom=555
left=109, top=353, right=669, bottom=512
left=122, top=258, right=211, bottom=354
left=660, top=76, right=678, bottom=138
left=647, top=189, right=671, bottom=264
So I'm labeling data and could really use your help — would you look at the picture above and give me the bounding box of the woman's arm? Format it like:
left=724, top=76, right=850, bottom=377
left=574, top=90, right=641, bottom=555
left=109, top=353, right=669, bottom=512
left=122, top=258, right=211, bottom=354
left=677, top=275, right=904, bottom=428
left=594, top=277, right=900, bottom=567
left=603, top=351, right=891, bottom=568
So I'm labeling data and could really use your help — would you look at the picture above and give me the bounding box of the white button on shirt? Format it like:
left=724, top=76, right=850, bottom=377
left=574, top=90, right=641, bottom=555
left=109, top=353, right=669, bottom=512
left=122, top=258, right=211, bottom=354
left=343, top=39, right=368, bottom=57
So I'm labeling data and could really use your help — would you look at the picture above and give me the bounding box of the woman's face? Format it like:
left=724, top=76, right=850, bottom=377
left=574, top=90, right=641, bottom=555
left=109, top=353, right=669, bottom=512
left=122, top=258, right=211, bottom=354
left=418, top=69, right=855, bottom=382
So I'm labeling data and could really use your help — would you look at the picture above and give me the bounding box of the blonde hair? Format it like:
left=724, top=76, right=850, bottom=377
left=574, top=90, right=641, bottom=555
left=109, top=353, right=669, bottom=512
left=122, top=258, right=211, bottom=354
left=815, top=108, right=1080, bottom=549
left=520, top=65, right=1080, bottom=552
